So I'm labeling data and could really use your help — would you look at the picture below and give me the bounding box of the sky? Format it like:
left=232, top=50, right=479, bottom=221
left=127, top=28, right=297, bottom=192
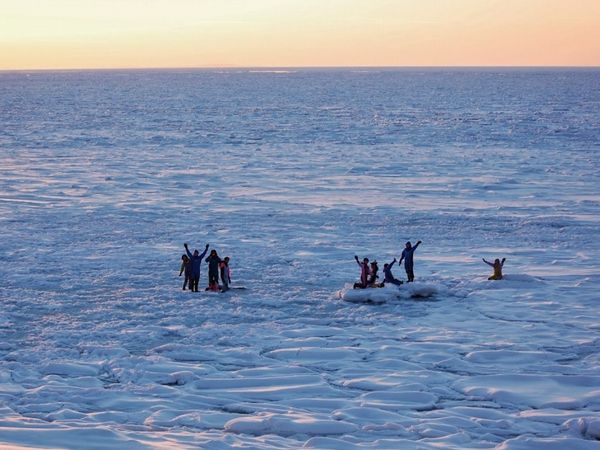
left=1, top=0, right=599, bottom=70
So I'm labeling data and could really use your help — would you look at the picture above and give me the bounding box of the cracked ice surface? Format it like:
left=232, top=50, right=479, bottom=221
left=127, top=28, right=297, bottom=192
left=0, top=69, right=599, bottom=449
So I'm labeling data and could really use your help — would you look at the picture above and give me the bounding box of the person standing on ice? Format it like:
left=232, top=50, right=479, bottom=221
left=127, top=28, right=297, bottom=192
left=483, top=257, right=506, bottom=280
left=399, top=240, right=422, bottom=282
left=205, top=249, right=222, bottom=291
left=184, top=243, right=209, bottom=292
left=220, top=257, right=231, bottom=292
left=383, top=258, right=403, bottom=286
left=353, top=255, right=370, bottom=289
left=179, top=254, right=192, bottom=290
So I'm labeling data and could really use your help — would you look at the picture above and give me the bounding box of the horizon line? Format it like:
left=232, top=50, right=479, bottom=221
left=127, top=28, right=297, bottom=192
left=2, top=64, right=600, bottom=73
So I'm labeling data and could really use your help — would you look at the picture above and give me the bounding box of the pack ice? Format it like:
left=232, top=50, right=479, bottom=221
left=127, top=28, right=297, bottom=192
left=0, top=69, right=599, bottom=449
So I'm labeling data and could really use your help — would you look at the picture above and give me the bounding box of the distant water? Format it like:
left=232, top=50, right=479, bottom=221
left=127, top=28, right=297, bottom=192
left=1, top=68, right=599, bottom=151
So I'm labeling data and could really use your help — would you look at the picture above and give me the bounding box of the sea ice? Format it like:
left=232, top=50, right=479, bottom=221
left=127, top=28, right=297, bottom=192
left=0, top=68, right=599, bottom=449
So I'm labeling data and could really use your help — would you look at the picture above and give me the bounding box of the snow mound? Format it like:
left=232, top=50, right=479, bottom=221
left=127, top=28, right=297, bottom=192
left=496, top=436, right=600, bottom=450
left=359, top=390, right=439, bottom=411
left=453, top=375, right=600, bottom=409
left=456, top=273, right=546, bottom=292
left=563, top=417, right=600, bottom=440
left=225, top=412, right=358, bottom=436
left=337, top=282, right=440, bottom=303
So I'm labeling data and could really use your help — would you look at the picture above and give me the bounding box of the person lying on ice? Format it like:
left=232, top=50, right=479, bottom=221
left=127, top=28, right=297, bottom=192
left=383, top=258, right=404, bottom=286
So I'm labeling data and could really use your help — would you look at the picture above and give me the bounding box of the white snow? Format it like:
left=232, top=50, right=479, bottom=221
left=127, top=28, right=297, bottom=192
left=338, top=282, right=441, bottom=303
left=0, top=69, right=599, bottom=449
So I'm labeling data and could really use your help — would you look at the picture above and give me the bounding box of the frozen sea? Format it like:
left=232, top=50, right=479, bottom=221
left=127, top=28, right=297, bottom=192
left=0, top=68, right=599, bottom=449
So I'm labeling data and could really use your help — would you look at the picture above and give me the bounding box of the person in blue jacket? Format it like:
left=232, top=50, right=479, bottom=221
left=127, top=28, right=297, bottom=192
left=399, top=240, right=422, bottom=282
left=184, top=242, right=209, bottom=292
left=383, top=258, right=403, bottom=286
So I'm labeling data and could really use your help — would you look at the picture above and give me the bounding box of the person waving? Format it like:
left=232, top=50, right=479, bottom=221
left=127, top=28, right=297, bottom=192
left=399, top=240, right=422, bottom=282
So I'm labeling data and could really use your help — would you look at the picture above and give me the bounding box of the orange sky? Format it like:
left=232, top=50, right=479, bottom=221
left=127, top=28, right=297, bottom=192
left=1, top=0, right=599, bottom=70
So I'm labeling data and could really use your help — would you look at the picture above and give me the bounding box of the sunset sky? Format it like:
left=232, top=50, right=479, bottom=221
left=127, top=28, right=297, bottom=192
left=1, top=0, right=599, bottom=70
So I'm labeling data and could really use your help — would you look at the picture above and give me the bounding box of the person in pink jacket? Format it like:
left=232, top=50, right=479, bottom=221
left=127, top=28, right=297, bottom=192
left=353, top=255, right=370, bottom=289
left=220, top=257, right=231, bottom=292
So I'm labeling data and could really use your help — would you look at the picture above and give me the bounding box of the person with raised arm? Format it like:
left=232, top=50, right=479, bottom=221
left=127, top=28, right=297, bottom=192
left=205, top=249, right=222, bottom=291
left=383, top=258, right=403, bottom=286
left=399, top=240, right=422, bottom=282
left=353, top=255, right=370, bottom=289
left=483, top=257, right=506, bottom=280
left=184, top=242, right=209, bottom=292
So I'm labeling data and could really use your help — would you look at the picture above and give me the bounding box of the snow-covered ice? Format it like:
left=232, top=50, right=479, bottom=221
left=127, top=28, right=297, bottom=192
left=338, top=282, right=441, bottom=303
left=0, top=69, right=599, bottom=449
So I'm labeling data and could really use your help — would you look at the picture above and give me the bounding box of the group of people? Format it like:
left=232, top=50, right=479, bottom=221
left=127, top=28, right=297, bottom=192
left=178, top=239, right=508, bottom=293
left=354, top=240, right=422, bottom=289
left=353, top=240, right=507, bottom=289
left=179, top=243, right=232, bottom=292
